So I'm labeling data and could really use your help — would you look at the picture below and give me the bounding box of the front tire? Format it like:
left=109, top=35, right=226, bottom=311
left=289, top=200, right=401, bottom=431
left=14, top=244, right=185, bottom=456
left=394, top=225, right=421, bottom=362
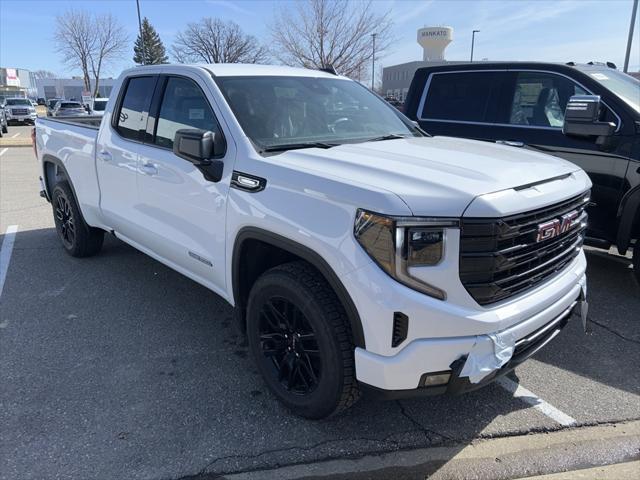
left=52, top=181, right=104, bottom=257
left=246, top=261, right=360, bottom=419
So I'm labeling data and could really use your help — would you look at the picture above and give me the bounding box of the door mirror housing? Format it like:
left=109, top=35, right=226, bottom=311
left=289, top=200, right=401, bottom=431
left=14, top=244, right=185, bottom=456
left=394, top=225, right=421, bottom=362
left=173, top=129, right=226, bottom=182
left=563, top=95, right=615, bottom=138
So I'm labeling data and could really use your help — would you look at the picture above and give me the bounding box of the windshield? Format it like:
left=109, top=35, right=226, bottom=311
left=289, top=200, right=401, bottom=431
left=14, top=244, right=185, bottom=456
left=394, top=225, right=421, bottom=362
left=6, top=99, right=31, bottom=106
left=586, top=69, right=640, bottom=113
left=93, top=100, right=107, bottom=111
left=60, top=102, right=82, bottom=109
left=215, top=76, right=420, bottom=152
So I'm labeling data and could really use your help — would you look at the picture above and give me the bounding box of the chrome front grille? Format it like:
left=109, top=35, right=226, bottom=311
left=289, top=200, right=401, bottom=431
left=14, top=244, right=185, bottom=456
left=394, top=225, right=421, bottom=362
left=11, top=108, right=29, bottom=115
left=460, top=191, right=590, bottom=306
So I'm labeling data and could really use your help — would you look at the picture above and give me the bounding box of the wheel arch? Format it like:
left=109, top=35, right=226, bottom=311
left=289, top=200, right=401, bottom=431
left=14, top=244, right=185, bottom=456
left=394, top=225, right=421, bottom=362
left=616, top=185, right=640, bottom=254
left=232, top=227, right=366, bottom=349
left=42, top=155, right=78, bottom=203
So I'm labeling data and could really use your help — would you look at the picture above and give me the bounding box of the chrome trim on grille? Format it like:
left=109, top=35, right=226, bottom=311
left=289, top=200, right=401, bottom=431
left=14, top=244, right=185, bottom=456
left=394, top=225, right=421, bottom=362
left=460, top=191, right=590, bottom=305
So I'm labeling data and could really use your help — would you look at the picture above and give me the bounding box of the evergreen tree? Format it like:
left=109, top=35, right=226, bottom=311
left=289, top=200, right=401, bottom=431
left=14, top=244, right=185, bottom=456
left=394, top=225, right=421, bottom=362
left=133, top=18, right=168, bottom=65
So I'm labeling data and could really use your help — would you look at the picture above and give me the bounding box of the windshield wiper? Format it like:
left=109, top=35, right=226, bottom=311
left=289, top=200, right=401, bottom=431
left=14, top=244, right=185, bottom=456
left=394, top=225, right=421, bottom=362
left=260, top=142, right=338, bottom=153
left=365, top=133, right=410, bottom=142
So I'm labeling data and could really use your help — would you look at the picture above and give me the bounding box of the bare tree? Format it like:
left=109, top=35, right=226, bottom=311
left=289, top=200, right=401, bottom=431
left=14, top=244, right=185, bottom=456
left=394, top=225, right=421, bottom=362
left=54, top=10, right=94, bottom=93
left=172, top=18, right=269, bottom=64
left=54, top=10, right=128, bottom=97
left=33, top=70, right=57, bottom=80
left=89, top=14, right=128, bottom=97
left=270, top=0, right=393, bottom=80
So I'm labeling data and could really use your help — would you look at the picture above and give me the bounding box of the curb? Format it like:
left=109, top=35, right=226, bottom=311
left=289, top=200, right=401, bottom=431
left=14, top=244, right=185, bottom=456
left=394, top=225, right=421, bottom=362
left=218, top=421, right=640, bottom=480
left=0, top=140, right=32, bottom=148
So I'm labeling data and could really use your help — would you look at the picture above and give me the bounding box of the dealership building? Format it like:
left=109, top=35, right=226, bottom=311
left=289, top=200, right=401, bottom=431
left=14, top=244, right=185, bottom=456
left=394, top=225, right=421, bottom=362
left=382, top=26, right=463, bottom=102
left=36, top=77, right=116, bottom=100
left=0, top=67, right=37, bottom=98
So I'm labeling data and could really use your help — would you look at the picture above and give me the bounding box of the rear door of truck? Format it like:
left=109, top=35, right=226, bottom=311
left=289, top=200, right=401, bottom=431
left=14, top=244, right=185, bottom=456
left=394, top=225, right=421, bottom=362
left=406, top=67, right=507, bottom=141
left=96, top=74, right=158, bottom=239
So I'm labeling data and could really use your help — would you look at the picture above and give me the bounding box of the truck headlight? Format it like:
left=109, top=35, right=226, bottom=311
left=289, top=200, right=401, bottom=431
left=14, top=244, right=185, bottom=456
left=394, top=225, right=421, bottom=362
left=354, top=209, right=458, bottom=300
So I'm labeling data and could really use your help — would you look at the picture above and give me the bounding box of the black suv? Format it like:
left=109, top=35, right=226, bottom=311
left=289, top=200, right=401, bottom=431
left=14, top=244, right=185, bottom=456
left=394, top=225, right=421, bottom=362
left=404, top=62, right=640, bottom=280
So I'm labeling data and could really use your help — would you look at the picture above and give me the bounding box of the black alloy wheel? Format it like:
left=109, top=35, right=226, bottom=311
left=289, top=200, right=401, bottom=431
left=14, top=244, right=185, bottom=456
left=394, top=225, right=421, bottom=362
left=51, top=181, right=104, bottom=257
left=55, top=193, right=76, bottom=249
left=258, top=297, right=321, bottom=395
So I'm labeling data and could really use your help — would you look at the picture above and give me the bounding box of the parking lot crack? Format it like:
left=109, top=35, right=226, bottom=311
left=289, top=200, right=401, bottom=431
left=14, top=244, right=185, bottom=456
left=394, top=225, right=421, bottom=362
left=180, top=423, right=452, bottom=479
left=396, top=400, right=456, bottom=443
left=590, top=319, right=640, bottom=345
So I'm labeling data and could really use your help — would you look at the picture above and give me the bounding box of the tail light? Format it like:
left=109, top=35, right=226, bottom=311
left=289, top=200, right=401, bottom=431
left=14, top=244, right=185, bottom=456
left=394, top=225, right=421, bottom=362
left=31, top=126, right=37, bottom=158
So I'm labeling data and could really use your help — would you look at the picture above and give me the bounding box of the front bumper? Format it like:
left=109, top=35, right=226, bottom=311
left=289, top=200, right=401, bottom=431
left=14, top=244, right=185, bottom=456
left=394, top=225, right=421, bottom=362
left=6, top=112, right=37, bottom=123
left=346, top=247, right=587, bottom=394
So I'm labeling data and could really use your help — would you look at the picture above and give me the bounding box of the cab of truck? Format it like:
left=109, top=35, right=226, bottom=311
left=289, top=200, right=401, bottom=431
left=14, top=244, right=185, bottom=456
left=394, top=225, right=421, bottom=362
left=404, top=62, right=640, bottom=280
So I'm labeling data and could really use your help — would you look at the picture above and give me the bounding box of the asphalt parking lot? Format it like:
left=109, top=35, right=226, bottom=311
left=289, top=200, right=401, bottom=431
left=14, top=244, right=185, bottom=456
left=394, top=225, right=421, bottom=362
left=1, top=135, right=639, bottom=479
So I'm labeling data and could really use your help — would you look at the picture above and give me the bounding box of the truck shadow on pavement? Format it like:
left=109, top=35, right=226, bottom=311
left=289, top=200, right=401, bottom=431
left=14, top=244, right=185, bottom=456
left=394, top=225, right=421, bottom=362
left=1, top=228, right=636, bottom=479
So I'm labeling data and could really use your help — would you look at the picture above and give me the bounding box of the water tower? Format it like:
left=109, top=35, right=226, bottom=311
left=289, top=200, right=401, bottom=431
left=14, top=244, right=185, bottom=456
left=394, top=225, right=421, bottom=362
left=417, top=26, right=453, bottom=62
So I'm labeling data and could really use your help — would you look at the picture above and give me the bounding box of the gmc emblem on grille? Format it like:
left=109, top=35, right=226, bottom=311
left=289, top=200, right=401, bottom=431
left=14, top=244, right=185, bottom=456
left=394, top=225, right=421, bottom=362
left=536, top=210, right=580, bottom=242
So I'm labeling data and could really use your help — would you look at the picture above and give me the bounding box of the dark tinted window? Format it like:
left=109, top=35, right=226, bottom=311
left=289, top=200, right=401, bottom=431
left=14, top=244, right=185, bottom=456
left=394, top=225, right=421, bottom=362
left=509, top=72, right=587, bottom=127
left=60, top=102, right=82, bottom=109
left=154, top=77, right=220, bottom=149
left=421, top=72, right=497, bottom=122
left=115, top=76, right=156, bottom=141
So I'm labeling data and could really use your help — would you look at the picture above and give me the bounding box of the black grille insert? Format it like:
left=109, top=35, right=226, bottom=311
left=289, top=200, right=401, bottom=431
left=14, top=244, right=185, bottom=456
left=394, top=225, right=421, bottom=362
left=460, top=192, right=589, bottom=305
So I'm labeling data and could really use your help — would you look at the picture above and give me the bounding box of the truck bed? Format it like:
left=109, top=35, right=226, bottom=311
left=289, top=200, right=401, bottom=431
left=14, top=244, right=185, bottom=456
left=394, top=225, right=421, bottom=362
left=36, top=116, right=103, bottom=228
left=40, top=115, right=103, bottom=129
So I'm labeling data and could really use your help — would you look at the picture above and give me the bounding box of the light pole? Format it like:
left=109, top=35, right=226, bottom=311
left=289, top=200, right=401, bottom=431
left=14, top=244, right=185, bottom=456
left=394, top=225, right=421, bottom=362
left=371, top=32, right=377, bottom=90
left=470, top=29, right=480, bottom=62
left=623, top=0, right=638, bottom=73
left=136, top=0, right=147, bottom=65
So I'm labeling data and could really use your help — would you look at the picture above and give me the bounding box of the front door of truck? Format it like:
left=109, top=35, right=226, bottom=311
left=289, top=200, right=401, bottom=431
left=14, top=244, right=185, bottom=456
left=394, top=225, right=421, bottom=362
left=96, top=75, right=157, bottom=240
left=136, top=74, right=234, bottom=294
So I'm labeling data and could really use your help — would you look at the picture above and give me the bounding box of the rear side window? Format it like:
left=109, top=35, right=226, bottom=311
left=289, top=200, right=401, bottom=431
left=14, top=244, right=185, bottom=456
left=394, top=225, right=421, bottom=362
left=421, top=72, right=498, bottom=122
left=153, top=76, right=221, bottom=149
left=115, top=76, right=156, bottom=141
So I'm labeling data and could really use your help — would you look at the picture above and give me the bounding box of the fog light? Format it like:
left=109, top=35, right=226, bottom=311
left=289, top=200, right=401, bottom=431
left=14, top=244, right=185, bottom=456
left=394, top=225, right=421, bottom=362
left=421, top=371, right=451, bottom=387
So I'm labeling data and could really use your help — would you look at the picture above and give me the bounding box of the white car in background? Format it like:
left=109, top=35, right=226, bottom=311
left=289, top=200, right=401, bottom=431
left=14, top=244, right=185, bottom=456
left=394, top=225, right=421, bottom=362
left=91, top=98, right=109, bottom=117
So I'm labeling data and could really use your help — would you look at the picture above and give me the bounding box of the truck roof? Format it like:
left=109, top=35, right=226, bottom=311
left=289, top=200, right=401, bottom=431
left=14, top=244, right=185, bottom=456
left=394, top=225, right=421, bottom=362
left=126, top=63, right=345, bottom=79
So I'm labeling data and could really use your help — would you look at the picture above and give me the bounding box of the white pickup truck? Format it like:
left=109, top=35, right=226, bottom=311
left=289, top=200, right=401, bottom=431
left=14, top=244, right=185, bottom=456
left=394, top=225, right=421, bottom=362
left=35, top=64, right=590, bottom=419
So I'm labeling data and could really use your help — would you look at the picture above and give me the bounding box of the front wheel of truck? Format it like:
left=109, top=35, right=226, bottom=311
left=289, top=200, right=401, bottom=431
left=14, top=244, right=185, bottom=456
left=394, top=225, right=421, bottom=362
left=52, top=181, right=104, bottom=257
left=246, top=261, right=360, bottom=419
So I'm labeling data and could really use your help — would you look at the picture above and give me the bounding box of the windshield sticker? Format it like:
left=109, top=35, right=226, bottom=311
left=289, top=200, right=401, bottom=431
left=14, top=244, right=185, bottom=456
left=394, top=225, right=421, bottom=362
left=590, top=73, right=609, bottom=80
left=189, top=108, right=204, bottom=120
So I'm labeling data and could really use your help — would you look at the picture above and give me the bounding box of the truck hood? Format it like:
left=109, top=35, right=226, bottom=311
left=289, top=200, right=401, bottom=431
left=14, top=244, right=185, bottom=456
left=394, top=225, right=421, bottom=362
left=276, top=136, right=583, bottom=216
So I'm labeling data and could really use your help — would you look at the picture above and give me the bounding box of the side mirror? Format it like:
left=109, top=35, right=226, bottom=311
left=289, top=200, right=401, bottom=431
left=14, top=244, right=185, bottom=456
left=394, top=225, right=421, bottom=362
left=563, top=95, right=615, bottom=138
left=173, top=129, right=226, bottom=182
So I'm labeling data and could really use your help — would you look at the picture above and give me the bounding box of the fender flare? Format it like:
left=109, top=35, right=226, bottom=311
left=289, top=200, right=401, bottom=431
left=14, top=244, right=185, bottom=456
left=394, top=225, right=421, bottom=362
left=616, top=185, right=640, bottom=254
left=42, top=155, right=80, bottom=203
left=232, top=227, right=366, bottom=349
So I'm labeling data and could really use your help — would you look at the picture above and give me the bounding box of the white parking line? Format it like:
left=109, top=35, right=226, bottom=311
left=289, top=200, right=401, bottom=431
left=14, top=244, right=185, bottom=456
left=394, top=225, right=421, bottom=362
left=497, top=376, right=577, bottom=426
left=0, top=225, right=19, bottom=300
left=10, top=133, right=20, bottom=138
left=0, top=148, right=8, bottom=157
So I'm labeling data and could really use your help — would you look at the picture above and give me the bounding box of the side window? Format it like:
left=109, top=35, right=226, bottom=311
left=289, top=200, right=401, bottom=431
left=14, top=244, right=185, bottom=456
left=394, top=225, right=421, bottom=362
left=115, top=76, right=156, bottom=141
left=154, top=77, right=220, bottom=149
left=421, top=72, right=499, bottom=122
left=508, top=72, right=587, bottom=127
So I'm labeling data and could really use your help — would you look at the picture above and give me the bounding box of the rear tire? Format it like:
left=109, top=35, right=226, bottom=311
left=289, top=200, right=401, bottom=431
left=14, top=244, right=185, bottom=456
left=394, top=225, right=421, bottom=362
left=246, top=261, right=360, bottom=419
left=52, top=181, right=104, bottom=257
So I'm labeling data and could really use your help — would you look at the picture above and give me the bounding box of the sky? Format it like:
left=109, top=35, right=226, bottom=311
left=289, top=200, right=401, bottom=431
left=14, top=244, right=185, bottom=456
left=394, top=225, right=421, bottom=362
left=0, top=0, right=638, bottom=78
